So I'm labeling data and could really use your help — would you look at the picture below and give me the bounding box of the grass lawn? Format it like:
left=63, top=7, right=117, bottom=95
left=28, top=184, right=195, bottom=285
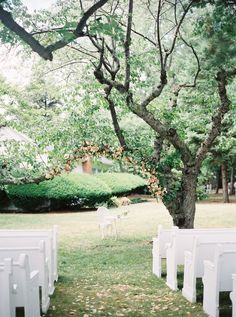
left=0, top=199, right=236, bottom=317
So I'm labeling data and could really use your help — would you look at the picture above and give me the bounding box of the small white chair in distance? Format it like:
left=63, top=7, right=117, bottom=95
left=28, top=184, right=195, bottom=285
left=97, top=207, right=118, bottom=239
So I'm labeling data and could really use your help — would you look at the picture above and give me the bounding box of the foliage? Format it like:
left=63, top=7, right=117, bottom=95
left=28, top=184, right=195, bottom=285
left=6, top=172, right=148, bottom=211
left=7, top=173, right=112, bottom=211
left=47, top=173, right=112, bottom=207
left=7, top=180, right=49, bottom=211
left=195, top=2, right=236, bottom=69
left=96, top=172, right=147, bottom=196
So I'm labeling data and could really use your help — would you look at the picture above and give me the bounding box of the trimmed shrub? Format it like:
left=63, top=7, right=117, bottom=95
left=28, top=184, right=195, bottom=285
left=7, top=182, right=49, bottom=211
left=7, top=172, right=147, bottom=212
left=7, top=173, right=112, bottom=211
left=47, top=173, right=112, bottom=208
left=96, top=173, right=147, bottom=196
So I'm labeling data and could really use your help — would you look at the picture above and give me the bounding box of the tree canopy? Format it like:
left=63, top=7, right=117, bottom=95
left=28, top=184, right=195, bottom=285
left=0, top=0, right=236, bottom=227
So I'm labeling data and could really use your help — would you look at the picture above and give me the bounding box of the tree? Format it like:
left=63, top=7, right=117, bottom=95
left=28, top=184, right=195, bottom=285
left=86, top=0, right=236, bottom=227
left=1, top=0, right=236, bottom=227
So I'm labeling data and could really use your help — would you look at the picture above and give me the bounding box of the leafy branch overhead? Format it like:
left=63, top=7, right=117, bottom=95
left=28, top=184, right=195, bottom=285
left=0, top=0, right=109, bottom=60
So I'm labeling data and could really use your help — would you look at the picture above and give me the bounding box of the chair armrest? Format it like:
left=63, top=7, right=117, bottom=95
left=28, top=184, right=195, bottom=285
left=184, top=250, right=192, bottom=260
left=204, top=260, right=214, bottom=272
left=165, top=242, right=171, bottom=250
left=30, top=270, right=39, bottom=283
left=12, top=283, right=17, bottom=294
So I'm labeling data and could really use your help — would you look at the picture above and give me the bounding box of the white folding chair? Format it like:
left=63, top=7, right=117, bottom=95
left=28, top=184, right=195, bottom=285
left=97, top=207, right=118, bottom=239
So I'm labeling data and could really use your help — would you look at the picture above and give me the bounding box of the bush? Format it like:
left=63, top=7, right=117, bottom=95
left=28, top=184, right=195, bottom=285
left=7, top=172, right=147, bottom=212
left=7, top=173, right=112, bottom=211
left=47, top=173, right=112, bottom=208
left=7, top=182, right=49, bottom=211
left=96, top=173, right=147, bottom=196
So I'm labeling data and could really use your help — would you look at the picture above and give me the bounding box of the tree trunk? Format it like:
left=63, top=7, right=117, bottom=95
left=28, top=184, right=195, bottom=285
left=221, top=162, right=229, bottom=203
left=230, top=166, right=235, bottom=195
left=215, top=167, right=221, bottom=194
left=164, top=170, right=197, bottom=228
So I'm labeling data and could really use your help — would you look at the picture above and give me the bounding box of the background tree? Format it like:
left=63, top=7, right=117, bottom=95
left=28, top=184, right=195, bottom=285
left=84, top=0, right=236, bottom=227
left=0, top=0, right=236, bottom=227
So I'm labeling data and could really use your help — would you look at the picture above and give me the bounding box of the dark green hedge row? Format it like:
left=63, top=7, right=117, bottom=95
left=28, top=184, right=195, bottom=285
left=7, top=172, right=147, bottom=211
left=7, top=173, right=112, bottom=211
left=96, top=172, right=147, bottom=195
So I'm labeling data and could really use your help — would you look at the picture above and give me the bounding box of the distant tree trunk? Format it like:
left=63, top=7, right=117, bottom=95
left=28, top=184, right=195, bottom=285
left=165, top=169, right=197, bottom=228
left=230, top=166, right=235, bottom=195
left=221, top=162, right=229, bottom=203
left=215, top=167, right=221, bottom=194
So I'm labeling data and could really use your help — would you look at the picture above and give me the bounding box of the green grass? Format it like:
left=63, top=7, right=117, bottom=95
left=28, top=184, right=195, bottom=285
left=1, top=199, right=236, bottom=316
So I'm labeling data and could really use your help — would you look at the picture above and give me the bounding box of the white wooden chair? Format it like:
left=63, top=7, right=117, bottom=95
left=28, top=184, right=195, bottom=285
left=0, top=240, right=50, bottom=313
left=230, top=274, right=236, bottom=317
left=165, top=227, right=236, bottom=290
left=152, top=225, right=175, bottom=277
left=203, top=245, right=236, bottom=317
left=0, top=258, right=13, bottom=317
left=0, top=225, right=58, bottom=282
left=97, top=207, right=118, bottom=238
left=0, top=226, right=57, bottom=294
left=182, top=236, right=236, bottom=303
left=0, top=254, right=40, bottom=317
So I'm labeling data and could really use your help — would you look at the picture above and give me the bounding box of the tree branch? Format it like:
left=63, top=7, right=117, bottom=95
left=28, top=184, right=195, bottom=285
left=0, top=5, right=53, bottom=60
left=0, top=174, right=51, bottom=185
left=124, top=0, right=133, bottom=90
left=140, top=80, right=167, bottom=109
left=105, top=91, right=128, bottom=150
left=0, top=0, right=109, bottom=61
left=133, top=103, right=192, bottom=162
left=195, top=68, right=236, bottom=169
left=94, top=68, right=126, bottom=93
left=152, top=135, right=164, bottom=163
left=163, top=0, right=195, bottom=67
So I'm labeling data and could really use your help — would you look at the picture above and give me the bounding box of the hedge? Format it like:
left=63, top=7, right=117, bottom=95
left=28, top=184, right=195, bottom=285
left=47, top=173, right=112, bottom=207
left=7, top=173, right=112, bottom=211
left=7, top=181, right=49, bottom=211
left=7, top=172, right=147, bottom=212
left=96, top=172, right=147, bottom=196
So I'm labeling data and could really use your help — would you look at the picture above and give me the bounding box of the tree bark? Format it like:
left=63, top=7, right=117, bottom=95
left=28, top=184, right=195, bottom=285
left=215, top=167, right=221, bottom=194
left=106, top=97, right=128, bottom=149
left=230, top=166, right=235, bottom=195
left=164, top=168, right=197, bottom=228
left=221, top=162, right=229, bottom=203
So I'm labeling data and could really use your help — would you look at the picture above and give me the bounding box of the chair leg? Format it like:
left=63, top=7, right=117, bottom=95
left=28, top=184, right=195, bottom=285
left=113, top=222, right=118, bottom=238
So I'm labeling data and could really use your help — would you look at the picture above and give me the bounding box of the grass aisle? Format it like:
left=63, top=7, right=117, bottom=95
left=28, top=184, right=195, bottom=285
left=1, top=200, right=235, bottom=316
left=49, top=238, right=206, bottom=317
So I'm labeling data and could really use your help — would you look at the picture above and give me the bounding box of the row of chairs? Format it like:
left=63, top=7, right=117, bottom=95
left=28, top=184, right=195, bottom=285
left=153, top=225, right=236, bottom=317
left=0, top=226, right=58, bottom=317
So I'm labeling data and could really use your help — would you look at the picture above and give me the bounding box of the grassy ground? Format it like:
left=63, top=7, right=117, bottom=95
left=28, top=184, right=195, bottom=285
left=0, top=199, right=236, bottom=317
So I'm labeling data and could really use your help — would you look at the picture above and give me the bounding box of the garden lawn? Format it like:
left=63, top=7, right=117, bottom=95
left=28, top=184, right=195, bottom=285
left=0, top=200, right=236, bottom=317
